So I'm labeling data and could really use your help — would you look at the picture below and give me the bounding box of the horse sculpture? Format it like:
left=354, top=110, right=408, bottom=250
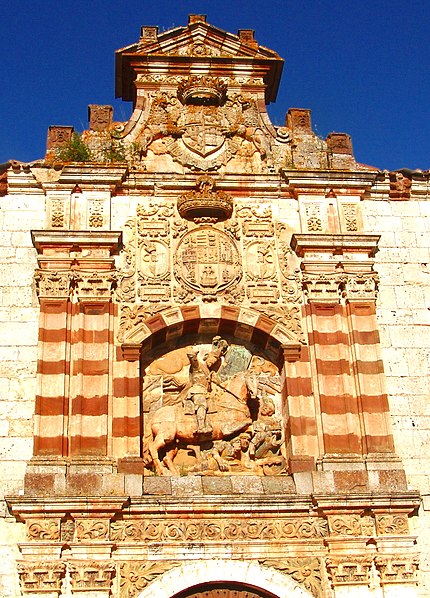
left=144, top=371, right=258, bottom=476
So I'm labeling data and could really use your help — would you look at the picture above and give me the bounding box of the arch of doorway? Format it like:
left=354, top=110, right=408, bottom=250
left=121, top=303, right=303, bottom=364
left=135, top=559, right=314, bottom=598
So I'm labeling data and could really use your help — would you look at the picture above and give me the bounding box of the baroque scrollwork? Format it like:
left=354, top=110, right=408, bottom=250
left=111, top=517, right=328, bottom=543
left=75, top=519, right=109, bottom=541
left=375, top=513, right=409, bottom=535
left=27, top=519, right=60, bottom=541
left=260, top=558, right=323, bottom=598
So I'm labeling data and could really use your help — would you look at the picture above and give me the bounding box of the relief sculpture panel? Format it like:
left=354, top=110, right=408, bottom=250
left=142, top=337, right=285, bottom=476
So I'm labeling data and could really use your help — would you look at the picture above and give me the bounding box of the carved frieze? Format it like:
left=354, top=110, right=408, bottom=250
left=111, top=517, right=328, bottom=542
left=302, top=272, right=341, bottom=303
left=302, top=271, right=379, bottom=303
left=260, top=558, right=323, bottom=598
left=18, top=561, right=65, bottom=595
left=327, top=513, right=375, bottom=537
left=69, top=560, right=115, bottom=592
left=375, top=514, right=409, bottom=535
left=27, top=519, right=60, bottom=541
left=341, top=272, right=379, bottom=301
left=75, top=519, right=109, bottom=541
left=119, top=561, right=180, bottom=598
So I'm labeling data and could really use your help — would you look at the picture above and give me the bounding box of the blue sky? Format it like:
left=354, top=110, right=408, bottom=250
left=1, top=0, right=429, bottom=170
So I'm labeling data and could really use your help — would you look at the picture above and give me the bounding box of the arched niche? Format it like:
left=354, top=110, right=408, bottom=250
left=116, top=304, right=314, bottom=473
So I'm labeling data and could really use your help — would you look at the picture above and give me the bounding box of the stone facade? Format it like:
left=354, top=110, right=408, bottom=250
left=0, top=14, right=429, bottom=598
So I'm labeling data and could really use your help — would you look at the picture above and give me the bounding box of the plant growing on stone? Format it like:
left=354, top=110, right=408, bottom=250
left=54, top=133, right=92, bottom=163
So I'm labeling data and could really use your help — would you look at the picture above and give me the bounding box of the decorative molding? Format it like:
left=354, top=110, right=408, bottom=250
left=291, top=233, right=380, bottom=258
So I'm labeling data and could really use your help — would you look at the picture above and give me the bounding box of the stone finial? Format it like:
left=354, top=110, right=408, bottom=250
left=88, top=105, right=113, bottom=132
left=326, top=132, right=353, bottom=155
left=188, top=14, right=207, bottom=25
left=238, top=29, right=257, bottom=47
left=46, top=126, right=74, bottom=150
left=286, top=109, right=312, bottom=133
left=139, top=26, right=158, bottom=43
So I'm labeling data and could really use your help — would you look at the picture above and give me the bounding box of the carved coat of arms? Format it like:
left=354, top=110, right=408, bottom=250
left=174, top=227, right=241, bottom=295
left=179, top=105, right=229, bottom=158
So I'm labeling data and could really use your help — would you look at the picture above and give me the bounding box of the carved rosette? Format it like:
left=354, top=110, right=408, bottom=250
left=260, top=558, right=323, bottom=598
left=69, top=560, right=115, bottom=592
left=17, top=561, right=65, bottom=595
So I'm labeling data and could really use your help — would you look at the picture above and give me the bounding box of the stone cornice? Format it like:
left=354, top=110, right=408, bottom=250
left=291, top=233, right=380, bottom=258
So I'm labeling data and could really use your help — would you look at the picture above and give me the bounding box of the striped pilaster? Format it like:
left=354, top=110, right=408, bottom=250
left=346, top=301, right=394, bottom=453
left=68, top=301, right=112, bottom=456
left=34, top=299, right=70, bottom=456
left=309, top=302, right=363, bottom=455
left=112, top=342, right=141, bottom=457
left=282, top=327, right=319, bottom=472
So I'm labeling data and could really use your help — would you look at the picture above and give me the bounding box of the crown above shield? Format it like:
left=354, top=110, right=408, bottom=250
left=177, top=76, right=227, bottom=106
left=177, top=176, right=233, bottom=222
